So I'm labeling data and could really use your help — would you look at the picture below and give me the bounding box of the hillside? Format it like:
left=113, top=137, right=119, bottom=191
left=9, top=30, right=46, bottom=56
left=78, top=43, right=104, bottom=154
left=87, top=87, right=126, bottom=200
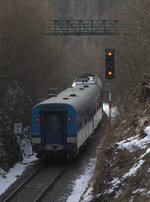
left=93, top=93, right=150, bottom=201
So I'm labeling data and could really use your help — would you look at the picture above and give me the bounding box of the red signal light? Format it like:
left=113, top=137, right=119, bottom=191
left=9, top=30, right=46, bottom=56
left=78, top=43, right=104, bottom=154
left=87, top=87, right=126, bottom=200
left=36, top=118, right=40, bottom=122
left=68, top=117, right=71, bottom=121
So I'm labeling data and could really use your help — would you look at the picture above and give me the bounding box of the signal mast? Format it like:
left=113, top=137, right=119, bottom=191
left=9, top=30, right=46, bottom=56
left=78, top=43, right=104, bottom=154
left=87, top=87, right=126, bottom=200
left=105, top=48, right=115, bottom=126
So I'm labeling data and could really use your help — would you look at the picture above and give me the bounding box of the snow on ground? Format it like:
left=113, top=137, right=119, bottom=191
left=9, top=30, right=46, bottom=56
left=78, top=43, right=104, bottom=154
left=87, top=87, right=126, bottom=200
left=117, top=126, right=150, bottom=152
left=66, top=158, right=96, bottom=202
left=104, top=125, right=150, bottom=197
left=0, top=153, right=38, bottom=196
left=103, top=103, right=117, bottom=119
left=0, top=154, right=96, bottom=201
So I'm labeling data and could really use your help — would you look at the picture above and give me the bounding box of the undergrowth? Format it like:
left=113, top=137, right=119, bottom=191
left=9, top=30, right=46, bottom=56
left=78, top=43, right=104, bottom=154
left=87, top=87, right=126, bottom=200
left=93, top=97, right=150, bottom=202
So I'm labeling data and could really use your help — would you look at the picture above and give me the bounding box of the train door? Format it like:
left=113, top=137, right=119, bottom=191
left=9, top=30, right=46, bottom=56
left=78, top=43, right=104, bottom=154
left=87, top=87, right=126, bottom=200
left=41, top=111, right=66, bottom=145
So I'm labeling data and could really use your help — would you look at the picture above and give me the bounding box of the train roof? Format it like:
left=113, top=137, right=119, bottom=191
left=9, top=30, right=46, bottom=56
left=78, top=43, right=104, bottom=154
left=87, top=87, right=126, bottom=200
left=72, top=73, right=102, bottom=88
left=38, top=84, right=101, bottom=112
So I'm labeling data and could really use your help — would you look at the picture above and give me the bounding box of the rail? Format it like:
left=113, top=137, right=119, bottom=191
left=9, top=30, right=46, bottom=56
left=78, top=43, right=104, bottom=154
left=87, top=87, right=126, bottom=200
left=34, top=162, right=71, bottom=202
left=4, top=167, right=42, bottom=202
left=3, top=160, right=73, bottom=202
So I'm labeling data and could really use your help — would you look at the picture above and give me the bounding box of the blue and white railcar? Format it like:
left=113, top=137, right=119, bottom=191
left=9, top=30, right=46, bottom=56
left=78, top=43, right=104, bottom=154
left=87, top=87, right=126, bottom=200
left=31, top=73, right=102, bottom=158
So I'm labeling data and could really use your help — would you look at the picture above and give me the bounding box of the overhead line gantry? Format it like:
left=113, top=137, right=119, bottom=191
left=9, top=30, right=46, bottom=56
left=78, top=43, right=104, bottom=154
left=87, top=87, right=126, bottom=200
left=41, top=20, right=119, bottom=35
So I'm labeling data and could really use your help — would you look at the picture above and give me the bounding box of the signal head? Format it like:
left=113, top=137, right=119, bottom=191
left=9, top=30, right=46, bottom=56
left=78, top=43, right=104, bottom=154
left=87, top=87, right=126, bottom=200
left=108, top=71, right=112, bottom=75
left=105, top=48, right=115, bottom=79
left=108, top=52, right=112, bottom=56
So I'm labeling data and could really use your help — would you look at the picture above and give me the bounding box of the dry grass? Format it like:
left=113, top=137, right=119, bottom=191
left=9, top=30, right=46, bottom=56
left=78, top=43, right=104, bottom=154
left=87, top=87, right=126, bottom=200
left=93, top=126, right=117, bottom=196
left=93, top=98, right=150, bottom=202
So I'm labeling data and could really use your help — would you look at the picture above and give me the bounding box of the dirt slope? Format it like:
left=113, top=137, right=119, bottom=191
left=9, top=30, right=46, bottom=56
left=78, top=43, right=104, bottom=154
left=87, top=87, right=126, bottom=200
left=93, top=96, right=150, bottom=202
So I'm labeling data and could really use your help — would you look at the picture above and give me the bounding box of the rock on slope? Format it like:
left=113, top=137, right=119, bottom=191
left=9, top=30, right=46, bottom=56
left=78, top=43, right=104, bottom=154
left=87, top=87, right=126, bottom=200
left=93, top=97, right=150, bottom=202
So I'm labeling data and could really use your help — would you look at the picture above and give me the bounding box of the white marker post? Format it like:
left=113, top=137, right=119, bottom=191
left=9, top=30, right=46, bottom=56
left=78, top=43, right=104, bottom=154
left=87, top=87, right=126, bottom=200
left=106, top=81, right=112, bottom=126
left=14, top=123, right=22, bottom=134
left=108, top=87, right=112, bottom=126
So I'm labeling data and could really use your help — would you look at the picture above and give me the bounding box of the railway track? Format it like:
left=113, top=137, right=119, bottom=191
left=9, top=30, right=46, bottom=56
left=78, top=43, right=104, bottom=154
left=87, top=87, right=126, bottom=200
left=3, top=160, right=72, bottom=202
left=34, top=163, right=71, bottom=202
left=3, top=166, right=42, bottom=202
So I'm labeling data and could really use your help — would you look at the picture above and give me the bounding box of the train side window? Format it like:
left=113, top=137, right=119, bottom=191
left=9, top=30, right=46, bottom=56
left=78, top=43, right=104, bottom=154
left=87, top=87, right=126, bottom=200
left=77, top=112, right=83, bottom=131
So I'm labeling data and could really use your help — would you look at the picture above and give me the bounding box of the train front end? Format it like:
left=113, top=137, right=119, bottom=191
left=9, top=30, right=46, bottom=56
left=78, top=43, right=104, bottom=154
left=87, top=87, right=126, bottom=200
left=31, top=103, right=77, bottom=158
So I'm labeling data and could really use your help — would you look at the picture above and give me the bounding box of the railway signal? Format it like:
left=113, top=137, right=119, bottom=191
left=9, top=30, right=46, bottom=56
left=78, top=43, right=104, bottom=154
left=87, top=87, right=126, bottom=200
left=105, top=49, right=115, bottom=79
left=105, top=48, right=115, bottom=127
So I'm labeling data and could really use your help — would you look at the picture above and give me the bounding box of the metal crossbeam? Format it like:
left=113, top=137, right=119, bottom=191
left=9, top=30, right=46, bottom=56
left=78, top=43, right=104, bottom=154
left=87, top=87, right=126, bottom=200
left=41, top=20, right=119, bottom=35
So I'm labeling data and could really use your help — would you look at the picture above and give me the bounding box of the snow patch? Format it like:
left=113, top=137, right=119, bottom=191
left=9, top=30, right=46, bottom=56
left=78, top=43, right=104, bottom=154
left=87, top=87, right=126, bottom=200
left=17, top=133, right=32, bottom=161
left=66, top=158, right=96, bottom=202
left=144, top=126, right=150, bottom=136
left=103, top=103, right=117, bottom=119
left=105, top=158, right=145, bottom=196
left=105, top=126, right=150, bottom=196
left=122, top=159, right=145, bottom=179
left=0, top=153, right=38, bottom=196
left=132, top=188, right=145, bottom=194
left=117, top=126, right=150, bottom=152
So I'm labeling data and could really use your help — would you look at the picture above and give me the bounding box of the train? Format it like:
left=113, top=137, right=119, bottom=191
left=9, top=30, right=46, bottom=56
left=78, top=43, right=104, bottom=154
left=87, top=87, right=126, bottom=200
left=31, top=73, right=103, bottom=158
